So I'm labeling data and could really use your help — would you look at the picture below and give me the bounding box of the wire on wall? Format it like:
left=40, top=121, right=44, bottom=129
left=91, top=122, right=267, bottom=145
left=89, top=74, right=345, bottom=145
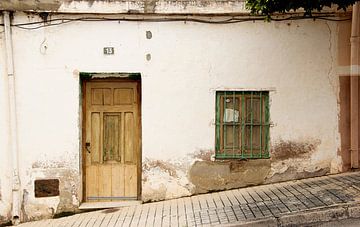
left=0, top=14, right=352, bottom=30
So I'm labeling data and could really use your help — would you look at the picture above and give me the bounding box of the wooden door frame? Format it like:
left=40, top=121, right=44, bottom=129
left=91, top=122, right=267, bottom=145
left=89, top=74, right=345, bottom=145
left=80, top=74, right=142, bottom=203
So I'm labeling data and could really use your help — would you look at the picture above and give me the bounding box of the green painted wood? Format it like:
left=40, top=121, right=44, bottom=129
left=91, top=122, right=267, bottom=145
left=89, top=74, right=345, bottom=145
left=215, top=91, right=270, bottom=159
left=250, top=91, right=253, bottom=158
left=215, top=92, right=221, bottom=153
left=260, top=92, right=262, bottom=158
left=242, top=92, right=245, bottom=159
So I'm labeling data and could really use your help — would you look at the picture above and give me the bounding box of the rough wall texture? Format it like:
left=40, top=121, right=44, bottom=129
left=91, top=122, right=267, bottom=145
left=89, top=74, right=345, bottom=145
left=142, top=158, right=194, bottom=202
left=0, top=0, right=62, bottom=11
left=142, top=138, right=330, bottom=202
left=189, top=160, right=271, bottom=194
left=0, top=0, right=248, bottom=14
left=0, top=11, right=348, bottom=223
left=0, top=0, right=345, bottom=14
left=20, top=164, right=80, bottom=222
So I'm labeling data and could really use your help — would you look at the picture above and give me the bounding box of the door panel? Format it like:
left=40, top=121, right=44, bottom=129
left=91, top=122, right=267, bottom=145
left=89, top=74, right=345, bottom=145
left=103, top=113, right=121, bottom=162
left=86, top=165, right=98, bottom=201
left=114, top=88, right=133, bottom=105
left=125, top=165, right=138, bottom=197
left=124, top=112, right=135, bottom=163
left=84, top=80, right=140, bottom=202
left=91, top=112, right=101, bottom=163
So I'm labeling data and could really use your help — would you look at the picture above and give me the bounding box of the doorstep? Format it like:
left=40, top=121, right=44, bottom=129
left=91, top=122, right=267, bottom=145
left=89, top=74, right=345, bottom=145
left=79, top=201, right=142, bottom=210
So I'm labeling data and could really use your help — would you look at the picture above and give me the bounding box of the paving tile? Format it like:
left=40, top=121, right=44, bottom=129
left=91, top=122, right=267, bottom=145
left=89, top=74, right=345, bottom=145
left=218, top=191, right=233, bottom=207
left=200, top=210, right=211, bottom=224
left=191, top=196, right=201, bottom=212
left=272, top=199, right=291, bottom=214
left=71, top=212, right=91, bottom=227
left=232, top=189, right=248, bottom=204
left=144, top=204, right=156, bottom=227
left=177, top=198, right=187, bottom=226
left=240, top=190, right=256, bottom=204
left=170, top=200, right=179, bottom=227
left=254, top=187, right=272, bottom=201
left=99, top=212, right=115, bottom=227
left=92, top=213, right=106, bottom=227
left=247, top=203, right=264, bottom=218
left=129, top=205, right=142, bottom=227
left=208, top=208, right=218, bottom=218
left=225, top=190, right=240, bottom=205
left=263, top=199, right=282, bottom=216
left=197, top=194, right=209, bottom=210
left=137, top=204, right=149, bottom=227
left=204, top=193, right=217, bottom=208
left=268, top=186, right=287, bottom=199
left=239, top=204, right=255, bottom=219
left=162, top=201, right=171, bottom=227
left=153, top=202, right=163, bottom=227
left=122, top=205, right=136, bottom=227
left=17, top=172, right=360, bottom=227
left=256, top=201, right=273, bottom=217
left=246, top=188, right=263, bottom=203
left=232, top=205, right=246, bottom=221
left=212, top=193, right=225, bottom=208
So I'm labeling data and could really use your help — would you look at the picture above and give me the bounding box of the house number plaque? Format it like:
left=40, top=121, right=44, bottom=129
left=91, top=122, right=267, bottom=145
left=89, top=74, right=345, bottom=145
left=103, top=47, right=115, bottom=55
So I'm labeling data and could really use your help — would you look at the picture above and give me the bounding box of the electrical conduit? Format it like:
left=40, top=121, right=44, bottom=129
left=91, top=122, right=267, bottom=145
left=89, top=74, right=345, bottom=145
left=3, top=11, right=21, bottom=224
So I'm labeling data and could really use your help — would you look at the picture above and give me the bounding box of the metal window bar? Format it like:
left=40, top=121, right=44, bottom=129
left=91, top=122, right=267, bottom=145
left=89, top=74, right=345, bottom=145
left=250, top=91, right=253, bottom=158
left=241, top=91, right=245, bottom=159
left=260, top=92, right=262, bottom=158
left=215, top=92, right=220, bottom=152
left=215, top=91, right=270, bottom=159
left=265, top=95, right=270, bottom=158
left=232, top=91, right=235, bottom=156
left=224, top=91, right=227, bottom=152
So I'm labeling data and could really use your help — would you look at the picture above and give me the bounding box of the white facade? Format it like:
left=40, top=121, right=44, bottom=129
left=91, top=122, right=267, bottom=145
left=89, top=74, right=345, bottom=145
left=0, top=7, right=350, bottom=222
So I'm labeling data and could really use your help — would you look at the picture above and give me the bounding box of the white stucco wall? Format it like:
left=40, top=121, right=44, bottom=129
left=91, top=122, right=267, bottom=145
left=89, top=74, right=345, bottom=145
left=0, top=12, right=344, bottom=221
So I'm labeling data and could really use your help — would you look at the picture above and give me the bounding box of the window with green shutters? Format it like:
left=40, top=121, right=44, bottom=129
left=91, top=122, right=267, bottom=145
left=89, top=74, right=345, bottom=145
left=215, top=91, right=270, bottom=159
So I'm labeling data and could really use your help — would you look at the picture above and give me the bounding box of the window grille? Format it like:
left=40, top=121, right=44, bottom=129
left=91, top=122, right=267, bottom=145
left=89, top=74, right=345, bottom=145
left=215, top=91, right=270, bottom=159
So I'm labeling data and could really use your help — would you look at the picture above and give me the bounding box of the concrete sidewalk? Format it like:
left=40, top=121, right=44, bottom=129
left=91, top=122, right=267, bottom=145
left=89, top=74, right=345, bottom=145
left=18, top=171, right=360, bottom=227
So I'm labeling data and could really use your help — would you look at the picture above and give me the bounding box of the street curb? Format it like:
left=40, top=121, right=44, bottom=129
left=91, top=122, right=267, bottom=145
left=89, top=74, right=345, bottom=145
left=222, top=202, right=360, bottom=227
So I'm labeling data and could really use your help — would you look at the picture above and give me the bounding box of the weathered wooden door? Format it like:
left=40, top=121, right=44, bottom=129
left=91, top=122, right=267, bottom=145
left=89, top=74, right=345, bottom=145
left=84, top=80, right=140, bottom=202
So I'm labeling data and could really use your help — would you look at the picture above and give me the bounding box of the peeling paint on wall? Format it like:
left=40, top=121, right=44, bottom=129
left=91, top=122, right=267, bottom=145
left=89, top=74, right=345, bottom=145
left=266, top=138, right=330, bottom=183
left=142, top=158, right=194, bottom=202
left=189, top=159, right=271, bottom=194
left=20, top=166, right=80, bottom=222
left=32, top=161, right=67, bottom=169
left=143, top=138, right=331, bottom=202
left=0, top=0, right=248, bottom=14
left=190, top=149, right=213, bottom=161
left=0, top=0, right=62, bottom=11
left=144, top=0, right=158, bottom=13
left=271, top=138, right=321, bottom=161
left=265, top=166, right=329, bottom=184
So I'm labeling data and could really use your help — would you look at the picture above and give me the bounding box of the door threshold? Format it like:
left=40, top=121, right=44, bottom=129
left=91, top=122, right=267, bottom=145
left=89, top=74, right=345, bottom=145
left=79, top=201, right=142, bottom=210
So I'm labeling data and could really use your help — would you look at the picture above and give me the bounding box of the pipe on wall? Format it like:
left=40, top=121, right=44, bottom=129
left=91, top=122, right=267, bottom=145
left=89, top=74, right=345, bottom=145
left=351, top=3, right=360, bottom=169
left=3, top=11, right=21, bottom=224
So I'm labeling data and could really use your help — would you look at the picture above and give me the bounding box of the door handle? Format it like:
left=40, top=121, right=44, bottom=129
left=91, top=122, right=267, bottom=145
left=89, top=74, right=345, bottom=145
left=85, top=142, right=91, bottom=153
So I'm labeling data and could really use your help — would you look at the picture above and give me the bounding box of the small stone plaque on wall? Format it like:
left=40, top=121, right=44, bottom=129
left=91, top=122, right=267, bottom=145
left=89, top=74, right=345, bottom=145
left=35, top=179, right=60, bottom=198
